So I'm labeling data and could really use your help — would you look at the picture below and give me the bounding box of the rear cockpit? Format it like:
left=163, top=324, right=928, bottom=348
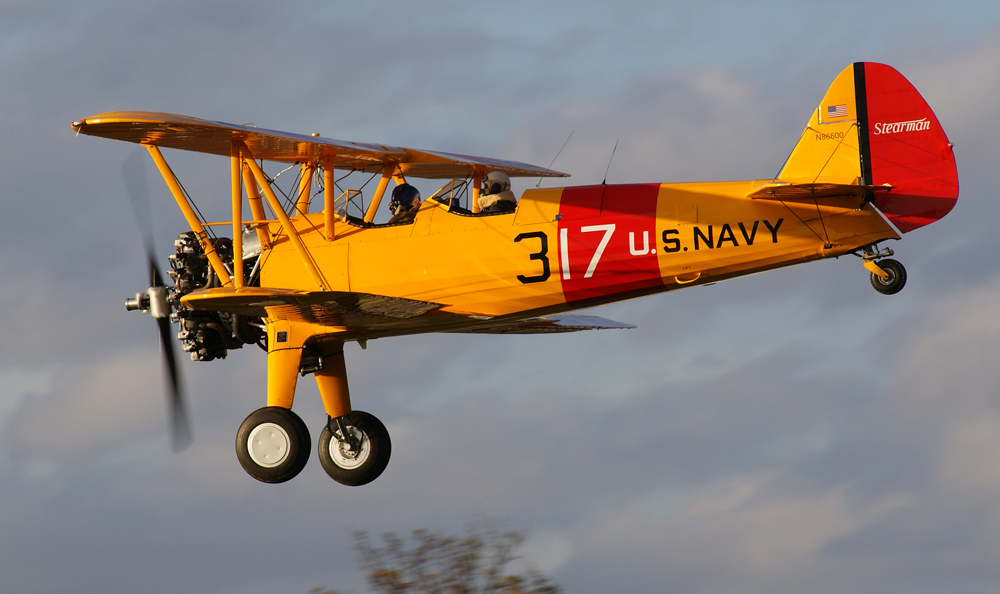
left=334, top=174, right=523, bottom=228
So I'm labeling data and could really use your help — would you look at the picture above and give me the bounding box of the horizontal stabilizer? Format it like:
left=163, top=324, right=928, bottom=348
left=747, top=182, right=891, bottom=201
left=451, top=314, right=636, bottom=335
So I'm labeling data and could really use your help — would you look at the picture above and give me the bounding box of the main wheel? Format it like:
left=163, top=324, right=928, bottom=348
left=236, top=407, right=311, bottom=483
left=870, top=258, right=907, bottom=295
left=318, top=411, right=391, bottom=486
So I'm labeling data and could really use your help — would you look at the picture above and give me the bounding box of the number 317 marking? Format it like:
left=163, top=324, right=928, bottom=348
left=515, top=224, right=617, bottom=284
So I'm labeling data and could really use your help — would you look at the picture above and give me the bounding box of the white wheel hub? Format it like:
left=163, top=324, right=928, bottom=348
left=329, top=425, right=371, bottom=469
left=247, top=423, right=291, bottom=468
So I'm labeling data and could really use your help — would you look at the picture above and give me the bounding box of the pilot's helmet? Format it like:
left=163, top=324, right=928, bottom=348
left=389, top=183, right=421, bottom=215
left=481, top=171, right=511, bottom=196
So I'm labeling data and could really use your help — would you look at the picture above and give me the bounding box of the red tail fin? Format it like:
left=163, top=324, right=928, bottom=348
left=857, top=62, right=959, bottom=233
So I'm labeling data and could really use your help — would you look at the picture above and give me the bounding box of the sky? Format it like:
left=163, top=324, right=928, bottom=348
left=2, top=1, right=1000, bottom=593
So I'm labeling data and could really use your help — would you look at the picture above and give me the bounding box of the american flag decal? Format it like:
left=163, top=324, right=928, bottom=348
left=827, top=104, right=848, bottom=118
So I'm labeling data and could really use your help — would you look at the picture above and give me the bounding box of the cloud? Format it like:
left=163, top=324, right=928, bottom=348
left=556, top=471, right=911, bottom=593
left=893, top=278, right=1000, bottom=420
left=5, top=352, right=166, bottom=464
left=934, top=415, right=1000, bottom=503
left=503, top=65, right=801, bottom=190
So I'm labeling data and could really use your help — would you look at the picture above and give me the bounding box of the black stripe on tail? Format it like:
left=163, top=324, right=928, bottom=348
left=853, top=62, right=873, bottom=186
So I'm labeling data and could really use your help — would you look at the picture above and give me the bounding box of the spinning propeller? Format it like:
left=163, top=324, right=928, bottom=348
left=121, top=150, right=192, bottom=452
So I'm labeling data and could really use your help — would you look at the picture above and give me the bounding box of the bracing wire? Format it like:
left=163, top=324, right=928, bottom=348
left=536, top=130, right=574, bottom=188
left=602, top=140, right=619, bottom=185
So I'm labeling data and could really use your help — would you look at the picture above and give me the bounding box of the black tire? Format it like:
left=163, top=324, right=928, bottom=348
left=870, top=258, right=907, bottom=295
left=236, top=407, right=311, bottom=483
left=318, top=411, right=391, bottom=486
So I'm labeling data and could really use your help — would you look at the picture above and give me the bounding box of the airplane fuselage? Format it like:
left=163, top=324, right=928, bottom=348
left=258, top=180, right=899, bottom=336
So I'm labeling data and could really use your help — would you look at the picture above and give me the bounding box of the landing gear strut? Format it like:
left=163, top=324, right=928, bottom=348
left=869, top=258, right=907, bottom=295
left=856, top=244, right=907, bottom=295
left=236, top=324, right=392, bottom=485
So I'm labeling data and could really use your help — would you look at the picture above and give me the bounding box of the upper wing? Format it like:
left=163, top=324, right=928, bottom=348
left=71, top=111, right=569, bottom=179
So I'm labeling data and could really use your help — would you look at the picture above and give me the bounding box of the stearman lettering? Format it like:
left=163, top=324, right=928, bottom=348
left=873, top=118, right=931, bottom=135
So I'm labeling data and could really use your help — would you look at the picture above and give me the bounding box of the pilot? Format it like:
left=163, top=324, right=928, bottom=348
left=478, top=171, right=517, bottom=213
left=387, top=183, right=421, bottom=224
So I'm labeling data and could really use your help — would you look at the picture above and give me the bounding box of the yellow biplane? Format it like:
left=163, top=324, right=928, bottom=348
left=73, top=62, right=958, bottom=485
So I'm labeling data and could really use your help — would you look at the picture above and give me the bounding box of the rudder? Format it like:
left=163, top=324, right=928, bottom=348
left=857, top=62, right=958, bottom=232
left=778, top=63, right=958, bottom=233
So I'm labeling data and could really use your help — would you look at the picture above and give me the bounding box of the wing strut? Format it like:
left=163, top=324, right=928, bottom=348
left=323, top=159, right=336, bottom=241
left=471, top=167, right=483, bottom=213
left=364, top=165, right=395, bottom=224
left=241, top=142, right=329, bottom=291
left=146, top=145, right=234, bottom=287
left=296, top=162, right=314, bottom=216
left=241, top=162, right=272, bottom=250
left=230, top=141, right=245, bottom=288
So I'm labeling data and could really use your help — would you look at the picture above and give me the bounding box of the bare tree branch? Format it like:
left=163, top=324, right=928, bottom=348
left=352, top=521, right=560, bottom=594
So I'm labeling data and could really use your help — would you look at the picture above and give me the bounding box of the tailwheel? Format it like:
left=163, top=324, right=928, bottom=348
left=318, top=411, right=391, bottom=486
left=236, top=407, right=311, bottom=483
left=869, top=258, right=907, bottom=295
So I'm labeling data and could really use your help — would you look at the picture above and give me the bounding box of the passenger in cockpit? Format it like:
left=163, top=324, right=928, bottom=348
left=478, top=171, right=517, bottom=214
left=387, top=183, right=421, bottom=224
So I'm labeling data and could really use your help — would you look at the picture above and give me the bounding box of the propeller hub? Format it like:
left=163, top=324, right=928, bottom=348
left=148, top=286, right=169, bottom=319
left=125, top=292, right=148, bottom=312
left=124, top=287, right=171, bottom=319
